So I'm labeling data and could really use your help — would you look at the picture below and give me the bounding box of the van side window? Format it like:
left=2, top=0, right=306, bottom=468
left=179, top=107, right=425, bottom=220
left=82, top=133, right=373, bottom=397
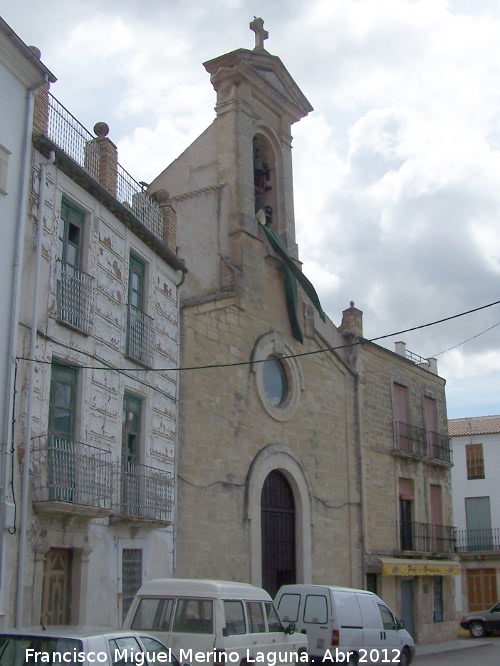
left=131, top=598, right=174, bottom=631
left=378, top=604, right=397, bottom=631
left=265, top=602, right=283, bottom=632
left=173, top=598, right=214, bottom=634
left=247, top=601, right=266, bottom=633
left=277, top=593, right=300, bottom=622
left=224, top=601, right=246, bottom=635
left=304, top=595, right=328, bottom=624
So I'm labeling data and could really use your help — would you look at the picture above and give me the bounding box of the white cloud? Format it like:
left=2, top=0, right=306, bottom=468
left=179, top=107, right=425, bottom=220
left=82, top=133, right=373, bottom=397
left=2, top=0, right=500, bottom=417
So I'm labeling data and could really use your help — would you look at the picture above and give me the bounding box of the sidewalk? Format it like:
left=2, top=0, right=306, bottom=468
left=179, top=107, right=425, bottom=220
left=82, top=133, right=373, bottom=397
left=415, top=636, right=492, bottom=657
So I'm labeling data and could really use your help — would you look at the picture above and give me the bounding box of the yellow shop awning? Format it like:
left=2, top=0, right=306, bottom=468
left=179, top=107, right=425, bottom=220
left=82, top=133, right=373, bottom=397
left=380, top=558, right=460, bottom=576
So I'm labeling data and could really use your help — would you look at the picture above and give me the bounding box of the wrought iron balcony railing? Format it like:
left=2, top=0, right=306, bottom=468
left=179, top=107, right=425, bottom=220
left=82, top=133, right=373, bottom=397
left=455, top=528, right=500, bottom=552
left=114, top=460, right=173, bottom=523
left=126, top=303, right=155, bottom=366
left=393, top=421, right=427, bottom=457
left=393, top=422, right=452, bottom=463
left=399, top=521, right=456, bottom=554
left=31, top=434, right=113, bottom=511
left=45, top=94, right=163, bottom=241
left=427, top=431, right=453, bottom=464
left=56, top=260, right=94, bottom=334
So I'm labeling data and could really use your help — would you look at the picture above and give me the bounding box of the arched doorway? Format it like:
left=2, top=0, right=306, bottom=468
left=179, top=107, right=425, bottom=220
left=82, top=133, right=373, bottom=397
left=261, top=470, right=296, bottom=595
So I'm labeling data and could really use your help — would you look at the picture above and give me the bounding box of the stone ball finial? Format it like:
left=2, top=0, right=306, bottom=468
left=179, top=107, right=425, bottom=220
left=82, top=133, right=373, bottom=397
left=94, top=122, right=110, bottom=138
left=152, top=188, right=171, bottom=204
left=28, top=46, right=42, bottom=59
left=350, top=301, right=355, bottom=308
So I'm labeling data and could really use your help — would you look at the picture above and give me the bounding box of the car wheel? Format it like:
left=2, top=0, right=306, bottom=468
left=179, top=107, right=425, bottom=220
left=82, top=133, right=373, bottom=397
left=347, top=653, right=358, bottom=666
left=469, top=621, right=486, bottom=638
left=398, top=648, right=410, bottom=666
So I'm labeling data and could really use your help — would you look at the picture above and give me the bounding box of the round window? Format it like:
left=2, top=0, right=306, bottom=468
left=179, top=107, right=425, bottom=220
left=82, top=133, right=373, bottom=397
left=252, top=332, right=304, bottom=422
left=262, top=356, right=288, bottom=406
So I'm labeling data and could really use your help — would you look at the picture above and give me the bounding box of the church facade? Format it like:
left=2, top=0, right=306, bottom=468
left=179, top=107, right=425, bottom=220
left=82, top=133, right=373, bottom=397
left=149, top=19, right=457, bottom=643
left=149, top=19, right=363, bottom=594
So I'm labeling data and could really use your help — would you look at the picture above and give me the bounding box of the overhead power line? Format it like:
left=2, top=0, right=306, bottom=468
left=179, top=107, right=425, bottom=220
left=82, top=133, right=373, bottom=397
left=432, top=322, right=500, bottom=357
left=16, top=298, right=500, bottom=373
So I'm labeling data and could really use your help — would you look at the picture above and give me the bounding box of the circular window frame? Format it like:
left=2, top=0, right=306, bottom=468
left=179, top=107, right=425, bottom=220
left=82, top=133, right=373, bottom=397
left=251, top=331, right=304, bottom=421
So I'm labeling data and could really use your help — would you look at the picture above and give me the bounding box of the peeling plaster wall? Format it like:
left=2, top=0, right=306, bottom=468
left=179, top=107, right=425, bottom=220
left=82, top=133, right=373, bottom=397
left=2, top=149, right=180, bottom=628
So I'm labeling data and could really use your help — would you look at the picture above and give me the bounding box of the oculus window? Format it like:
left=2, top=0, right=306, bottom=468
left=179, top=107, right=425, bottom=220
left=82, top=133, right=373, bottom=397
left=263, top=356, right=288, bottom=406
left=252, top=332, right=304, bottom=422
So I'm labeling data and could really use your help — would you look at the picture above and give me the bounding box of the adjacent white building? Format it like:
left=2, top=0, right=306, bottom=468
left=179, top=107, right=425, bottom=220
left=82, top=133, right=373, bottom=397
left=0, top=17, right=56, bottom=627
left=0, top=19, right=186, bottom=629
left=449, top=415, right=500, bottom=615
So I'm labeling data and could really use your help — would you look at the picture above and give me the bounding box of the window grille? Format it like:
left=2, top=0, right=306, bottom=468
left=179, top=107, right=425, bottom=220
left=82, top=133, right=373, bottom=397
left=433, top=576, right=443, bottom=622
left=122, top=548, right=142, bottom=622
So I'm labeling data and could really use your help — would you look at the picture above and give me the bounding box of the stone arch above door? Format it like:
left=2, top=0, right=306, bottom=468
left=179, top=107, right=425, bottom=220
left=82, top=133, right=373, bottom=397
left=246, top=444, right=312, bottom=588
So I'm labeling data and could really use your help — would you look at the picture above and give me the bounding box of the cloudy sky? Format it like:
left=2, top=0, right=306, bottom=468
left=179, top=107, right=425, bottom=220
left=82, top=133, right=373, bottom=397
left=3, top=0, right=499, bottom=418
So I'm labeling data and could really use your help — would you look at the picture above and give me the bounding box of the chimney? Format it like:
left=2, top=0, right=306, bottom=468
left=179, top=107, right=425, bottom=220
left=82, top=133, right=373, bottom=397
left=339, top=301, right=363, bottom=338
left=427, top=357, right=438, bottom=375
left=395, top=341, right=406, bottom=357
left=85, top=122, right=118, bottom=196
left=152, top=189, right=177, bottom=253
left=29, top=46, right=50, bottom=136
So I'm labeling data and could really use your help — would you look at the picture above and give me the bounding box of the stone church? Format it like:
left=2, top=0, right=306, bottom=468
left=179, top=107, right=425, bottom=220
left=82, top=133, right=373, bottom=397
left=149, top=19, right=363, bottom=594
left=149, top=19, right=457, bottom=643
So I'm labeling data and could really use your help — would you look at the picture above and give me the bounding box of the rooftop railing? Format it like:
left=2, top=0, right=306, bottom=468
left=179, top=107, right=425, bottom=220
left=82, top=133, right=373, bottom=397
left=46, top=94, right=163, bottom=241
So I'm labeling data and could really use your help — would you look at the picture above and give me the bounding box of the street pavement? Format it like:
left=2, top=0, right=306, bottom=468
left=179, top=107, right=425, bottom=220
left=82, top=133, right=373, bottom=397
left=415, top=636, right=492, bottom=657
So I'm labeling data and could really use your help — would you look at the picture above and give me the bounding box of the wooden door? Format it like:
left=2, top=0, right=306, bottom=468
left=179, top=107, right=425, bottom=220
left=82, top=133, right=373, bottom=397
left=467, top=569, right=497, bottom=612
left=41, top=548, right=72, bottom=625
left=261, top=471, right=296, bottom=596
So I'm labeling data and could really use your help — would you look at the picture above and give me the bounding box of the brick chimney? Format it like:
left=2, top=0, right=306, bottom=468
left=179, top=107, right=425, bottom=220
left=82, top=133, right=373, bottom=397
left=85, top=122, right=118, bottom=196
left=152, top=189, right=177, bottom=254
left=339, top=301, right=363, bottom=338
left=29, top=46, right=50, bottom=136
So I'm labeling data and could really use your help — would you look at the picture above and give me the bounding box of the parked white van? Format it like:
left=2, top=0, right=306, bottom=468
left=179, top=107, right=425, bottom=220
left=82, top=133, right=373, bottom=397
left=275, top=585, right=415, bottom=666
left=123, top=579, right=309, bottom=665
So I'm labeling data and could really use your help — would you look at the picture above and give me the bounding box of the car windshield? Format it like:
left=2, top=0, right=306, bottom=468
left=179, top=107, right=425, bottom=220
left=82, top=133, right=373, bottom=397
left=0, top=635, right=83, bottom=666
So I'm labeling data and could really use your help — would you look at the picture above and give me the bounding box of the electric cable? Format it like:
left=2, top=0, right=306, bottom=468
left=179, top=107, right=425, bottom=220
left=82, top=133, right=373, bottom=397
left=15, top=298, right=500, bottom=372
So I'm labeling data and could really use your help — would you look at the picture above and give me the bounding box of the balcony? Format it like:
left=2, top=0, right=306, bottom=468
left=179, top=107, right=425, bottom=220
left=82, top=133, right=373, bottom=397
left=399, top=521, right=456, bottom=554
left=456, top=528, right=500, bottom=552
left=393, top=421, right=452, bottom=464
left=31, top=435, right=113, bottom=517
left=112, top=460, right=173, bottom=525
left=427, top=431, right=453, bottom=464
left=393, top=421, right=427, bottom=457
left=126, top=304, right=155, bottom=366
left=56, top=260, right=94, bottom=334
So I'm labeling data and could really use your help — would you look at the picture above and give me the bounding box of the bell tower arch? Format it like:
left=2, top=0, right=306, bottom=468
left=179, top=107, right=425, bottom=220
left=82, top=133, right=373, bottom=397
left=203, top=19, right=313, bottom=261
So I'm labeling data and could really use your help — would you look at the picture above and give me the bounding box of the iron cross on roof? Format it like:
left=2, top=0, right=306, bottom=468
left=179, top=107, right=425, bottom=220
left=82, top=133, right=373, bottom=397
left=250, top=17, right=269, bottom=50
